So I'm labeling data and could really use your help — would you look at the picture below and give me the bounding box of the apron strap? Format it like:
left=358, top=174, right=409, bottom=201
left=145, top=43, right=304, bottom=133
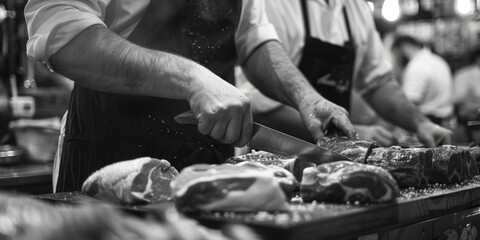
left=342, top=6, right=354, bottom=44
left=300, top=0, right=311, bottom=38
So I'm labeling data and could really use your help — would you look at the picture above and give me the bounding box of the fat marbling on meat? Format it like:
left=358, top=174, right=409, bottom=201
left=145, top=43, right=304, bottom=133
left=171, top=163, right=289, bottom=212
left=82, top=157, right=179, bottom=204
left=316, top=137, right=381, bottom=163
left=300, top=161, right=399, bottom=204
left=366, top=147, right=433, bottom=188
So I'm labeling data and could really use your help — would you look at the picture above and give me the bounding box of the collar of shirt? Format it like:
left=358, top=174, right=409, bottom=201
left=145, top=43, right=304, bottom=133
left=308, top=0, right=349, bottom=45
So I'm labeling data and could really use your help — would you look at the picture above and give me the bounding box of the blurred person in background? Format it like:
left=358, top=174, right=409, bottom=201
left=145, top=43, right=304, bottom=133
left=390, top=35, right=455, bottom=128
left=236, top=0, right=452, bottom=147
left=453, top=48, right=480, bottom=122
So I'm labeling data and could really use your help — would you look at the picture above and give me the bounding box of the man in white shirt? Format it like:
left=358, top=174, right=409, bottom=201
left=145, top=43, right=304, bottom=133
left=237, top=0, right=453, bottom=146
left=454, top=48, right=480, bottom=122
left=391, top=35, right=454, bottom=127
left=25, top=0, right=356, bottom=191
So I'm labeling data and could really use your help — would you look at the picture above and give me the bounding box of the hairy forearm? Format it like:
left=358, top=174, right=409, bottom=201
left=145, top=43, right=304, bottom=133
left=241, top=41, right=321, bottom=109
left=49, top=24, right=204, bottom=100
left=365, top=80, right=428, bottom=132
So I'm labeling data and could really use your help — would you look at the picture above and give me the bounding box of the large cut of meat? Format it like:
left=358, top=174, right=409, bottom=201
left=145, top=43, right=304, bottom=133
left=225, top=151, right=301, bottom=172
left=235, top=161, right=298, bottom=198
left=430, top=147, right=464, bottom=184
left=366, top=147, right=433, bottom=188
left=456, top=146, right=480, bottom=178
left=466, top=146, right=480, bottom=167
left=430, top=146, right=479, bottom=184
left=226, top=150, right=310, bottom=183
left=300, top=161, right=399, bottom=204
left=82, top=157, right=179, bottom=204
left=316, top=137, right=381, bottom=163
left=171, top=164, right=289, bottom=212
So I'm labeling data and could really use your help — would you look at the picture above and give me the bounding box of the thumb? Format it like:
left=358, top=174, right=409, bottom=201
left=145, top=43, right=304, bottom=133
left=420, top=135, right=435, bottom=148
left=306, top=118, right=325, bottom=141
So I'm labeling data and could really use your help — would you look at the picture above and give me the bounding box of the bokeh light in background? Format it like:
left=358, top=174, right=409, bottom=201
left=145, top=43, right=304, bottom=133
left=382, top=0, right=401, bottom=21
left=455, top=0, right=475, bottom=16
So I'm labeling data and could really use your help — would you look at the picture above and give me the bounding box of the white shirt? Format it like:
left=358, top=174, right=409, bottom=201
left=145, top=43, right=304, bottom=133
left=402, top=49, right=454, bottom=118
left=236, top=0, right=394, bottom=113
left=453, top=64, right=480, bottom=103
left=24, top=0, right=278, bottom=65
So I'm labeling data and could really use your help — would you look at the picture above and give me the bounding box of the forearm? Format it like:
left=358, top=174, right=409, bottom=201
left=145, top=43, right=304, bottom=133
left=241, top=40, right=321, bottom=109
left=49, top=24, right=206, bottom=100
left=364, top=80, right=428, bottom=132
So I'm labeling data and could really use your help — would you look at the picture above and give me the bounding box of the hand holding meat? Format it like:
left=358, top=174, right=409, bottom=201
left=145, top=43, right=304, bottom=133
left=416, top=120, right=454, bottom=147
left=187, top=66, right=253, bottom=147
left=299, top=95, right=356, bottom=141
left=355, top=125, right=398, bottom=146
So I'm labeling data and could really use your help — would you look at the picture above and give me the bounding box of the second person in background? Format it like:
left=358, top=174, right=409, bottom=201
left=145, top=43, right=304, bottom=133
left=237, top=0, right=453, bottom=147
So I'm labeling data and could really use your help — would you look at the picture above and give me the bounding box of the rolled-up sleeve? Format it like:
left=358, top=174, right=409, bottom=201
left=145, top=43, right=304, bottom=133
left=235, top=0, right=279, bottom=64
left=25, top=0, right=108, bottom=61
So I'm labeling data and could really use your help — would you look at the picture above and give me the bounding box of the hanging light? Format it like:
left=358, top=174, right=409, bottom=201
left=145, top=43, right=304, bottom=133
left=382, top=0, right=401, bottom=21
left=455, top=0, right=474, bottom=16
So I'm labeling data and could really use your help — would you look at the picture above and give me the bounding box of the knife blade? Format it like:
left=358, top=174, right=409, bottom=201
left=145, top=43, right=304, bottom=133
left=174, top=111, right=351, bottom=165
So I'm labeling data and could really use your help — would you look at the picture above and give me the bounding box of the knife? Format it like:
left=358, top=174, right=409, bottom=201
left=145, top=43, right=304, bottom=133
left=174, top=111, right=351, bottom=165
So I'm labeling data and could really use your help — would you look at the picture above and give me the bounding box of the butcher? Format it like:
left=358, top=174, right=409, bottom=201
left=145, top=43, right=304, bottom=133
left=25, top=0, right=356, bottom=192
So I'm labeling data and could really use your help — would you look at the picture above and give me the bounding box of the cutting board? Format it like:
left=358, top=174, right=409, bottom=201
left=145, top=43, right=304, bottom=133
left=34, top=177, right=480, bottom=240
left=189, top=178, right=480, bottom=240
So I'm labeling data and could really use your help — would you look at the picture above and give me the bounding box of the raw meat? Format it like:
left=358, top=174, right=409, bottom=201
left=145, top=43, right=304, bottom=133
left=316, top=137, right=381, bottom=163
left=82, top=157, right=179, bottom=204
left=226, top=150, right=314, bottom=182
left=225, top=151, right=298, bottom=171
left=235, top=161, right=298, bottom=198
left=366, top=147, right=433, bottom=188
left=430, top=145, right=479, bottom=184
left=300, top=161, right=399, bottom=204
left=430, top=146, right=465, bottom=184
left=171, top=164, right=289, bottom=212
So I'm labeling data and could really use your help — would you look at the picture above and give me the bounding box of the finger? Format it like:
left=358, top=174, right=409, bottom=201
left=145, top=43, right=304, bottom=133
left=422, top=135, right=436, bottom=148
left=441, top=133, right=454, bottom=145
left=436, top=131, right=454, bottom=146
left=376, top=127, right=397, bottom=145
left=306, top=118, right=325, bottom=141
left=331, top=115, right=357, bottom=139
left=197, top=115, right=215, bottom=136
left=234, top=110, right=252, bottom=147
left=222, top=119, right=240, bottom=145
left=210, top=120, right=229, bottom=140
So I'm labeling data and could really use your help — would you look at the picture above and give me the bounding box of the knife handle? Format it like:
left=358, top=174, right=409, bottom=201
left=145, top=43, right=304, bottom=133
left=174, top=111, right=199, bottom=125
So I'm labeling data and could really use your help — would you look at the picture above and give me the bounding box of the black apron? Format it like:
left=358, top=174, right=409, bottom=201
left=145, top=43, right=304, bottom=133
left=57, top=0, right=242, bottom=192
left=298, top=0, right=355, bottom=111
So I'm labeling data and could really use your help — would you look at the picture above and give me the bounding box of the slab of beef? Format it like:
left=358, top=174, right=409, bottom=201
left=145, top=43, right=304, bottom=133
left=366, top=147, right=433, bottom=188
left=430, top=147, right=465, bottom=184
left=316, top=137, right=381, bottom=163
left=171, top=164, right=289, bottom=212
left=429, top=146, right=478, bottom=184
left=235, top=161, right=298, bottom=198
left=225, top=150, right=299, bottom=171
left=226, top=150, right=312, bottom=183
left=300, top=161, right=399, bottom=204
left=460, top=150, right=479, bottom=178
left=467, top=147, right=480, bottom=166
left=456, top=146, right=480, bottom=177
left=82, top=157, right=179, bottom=204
